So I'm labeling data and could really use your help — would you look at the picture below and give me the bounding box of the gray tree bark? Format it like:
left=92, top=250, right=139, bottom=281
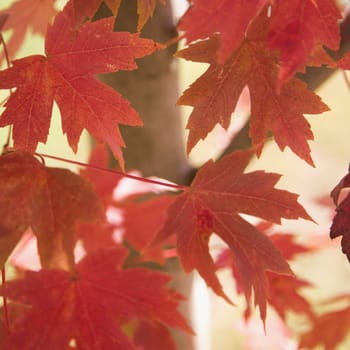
left=99, top=0, right=192, bottom=185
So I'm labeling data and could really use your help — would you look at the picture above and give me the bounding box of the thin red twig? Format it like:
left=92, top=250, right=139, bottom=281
left=0, top=32, right=12, bottom=148
left=163, top=32, right=185, bottom=48
left=36, top=152, right=189, bottom=191
left=1, top=268, right=10, bottom=335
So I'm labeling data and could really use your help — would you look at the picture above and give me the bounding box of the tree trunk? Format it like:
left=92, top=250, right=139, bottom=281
left=99, top=0, right=192, bottom=184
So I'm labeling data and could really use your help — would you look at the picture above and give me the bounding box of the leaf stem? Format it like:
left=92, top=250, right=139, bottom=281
left=0, top=32, right=12, bottom=149
left=1, top=267, right=10, bottom=335
left=36, top=152, right=189, bottom=191
left=0, top=33, right=11, bottom=69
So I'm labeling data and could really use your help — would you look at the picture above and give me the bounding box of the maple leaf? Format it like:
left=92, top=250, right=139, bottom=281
left=72, top=0, right=121, bottom=25
left=72, top=0, right=164, bottom=31
left=0, top=13, right=8, bottom=31
left=0, top=0, right=161, bottom=168
left=0, top=151, right=103, bottom=270
left=77, top=222, right=117, bottom=255
left=299, top=295, right=350, bottom=350
left=266, top=272, right=313, bottom=321
left=0, top=247, right=192, bottom=349
left=80, top=144, right=122, bottom=208
left=77, top=144, right=122, bottom=253
left=133, top=321, right=176, bottom=350
left=178, top=0, right=268, bottom=64
left=121, top=194, right=176, bottom=264
left=338, top=51, right=350, bottom=71
left=238, top=267, right=314, bottom=324
left=177, top=33, right=329, bottom=165
left=216, top=223, right=314, bottom=321
left=137, top=0, right=165, bottom=32
left=0, top=303, right=26, bottom=347
left=330, top=166, right=350, bottom=261
left=268, top=233, right=312, bottom=260
left=268, top=0, right=341, bottom=84
left=155, top=148, right=310, bottom=321
left=0, top=0, right=57, bottom=63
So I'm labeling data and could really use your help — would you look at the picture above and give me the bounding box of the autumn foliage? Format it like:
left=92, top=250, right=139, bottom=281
left=0, top=0, right=350, bottom=349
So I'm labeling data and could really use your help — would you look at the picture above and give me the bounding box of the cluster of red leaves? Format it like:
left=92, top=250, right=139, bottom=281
left=0, top=145, right=194, bottom=349
left=216, top=222, right=314, bottom=322
left=154, top=149, right=309, bottom=317
left=0, top=0, right=350, bottom=348
left=177, top=0, right=340, bottom=165
left=299, top=294, right=350, bottom=350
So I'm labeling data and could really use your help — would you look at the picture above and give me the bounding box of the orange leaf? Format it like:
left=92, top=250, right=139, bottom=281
left=177, top=32, right=329, bottom=165
left=71, top=0, right=164, bottom=30
left=0, top=1, right=161, bottom=168
left=80, top=144, right=122, bottom=208
left=178, top=0, right=268, bottom=63
left=134, top=321, right=176, bottom=350
left=0, top=151, right=103, bottom=270
left=72, top=0, right=122, bottom=25
left=137, top=0, right=165, bottom=31
left=268, top=0, right=341, bottom=83
left=122, top=194, right=176, bottom=264
left=300, top=295, right=350, bottom=350
left=216, top=222, right=314, bottom=321
left=155, top=148, right=310, bottom=321
left=0, top=0, right=56, bottom=62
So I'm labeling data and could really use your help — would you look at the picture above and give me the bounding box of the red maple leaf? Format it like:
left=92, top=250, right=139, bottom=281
left=0, top=0, right=57, bottom=63
left=80, top=144, right=122, bottom=208
left=77, top=144, right=123, bottom=254
left=177, top=20, right=329, bottom=164
left=299, top=295, right=350, bottom=350
left=218, top=248, right=313, bottom=321
left=330, top=166, right=350, bottom=261
left=337, top=51, right=350, bottom=71
left=216, top=222, right=314, bottom=321
left=133, top=321, right=176, bottom=350
left=72, top=0, right=121, bottom=25
left=268, top=233, right=313, bottom=261
left=77, top=222, right=117, bottom=255
left=0, top=247, right=192, bottom=349
left=266, top=272, right=313, bottom=321
left=0, top=151, right=103, bottom=270
left=155, top=148, right=310, bottom=321
left=268, top=0, right=341, bottom=83
left=0, top=0, right=161, bottom=168
left=121, top=194, right=176, bottom=264
left=137, top=0, right=166, bottom=31
left=72, top=0, right=164, bottom=31
left=178, top=0, right=268, bottom=64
